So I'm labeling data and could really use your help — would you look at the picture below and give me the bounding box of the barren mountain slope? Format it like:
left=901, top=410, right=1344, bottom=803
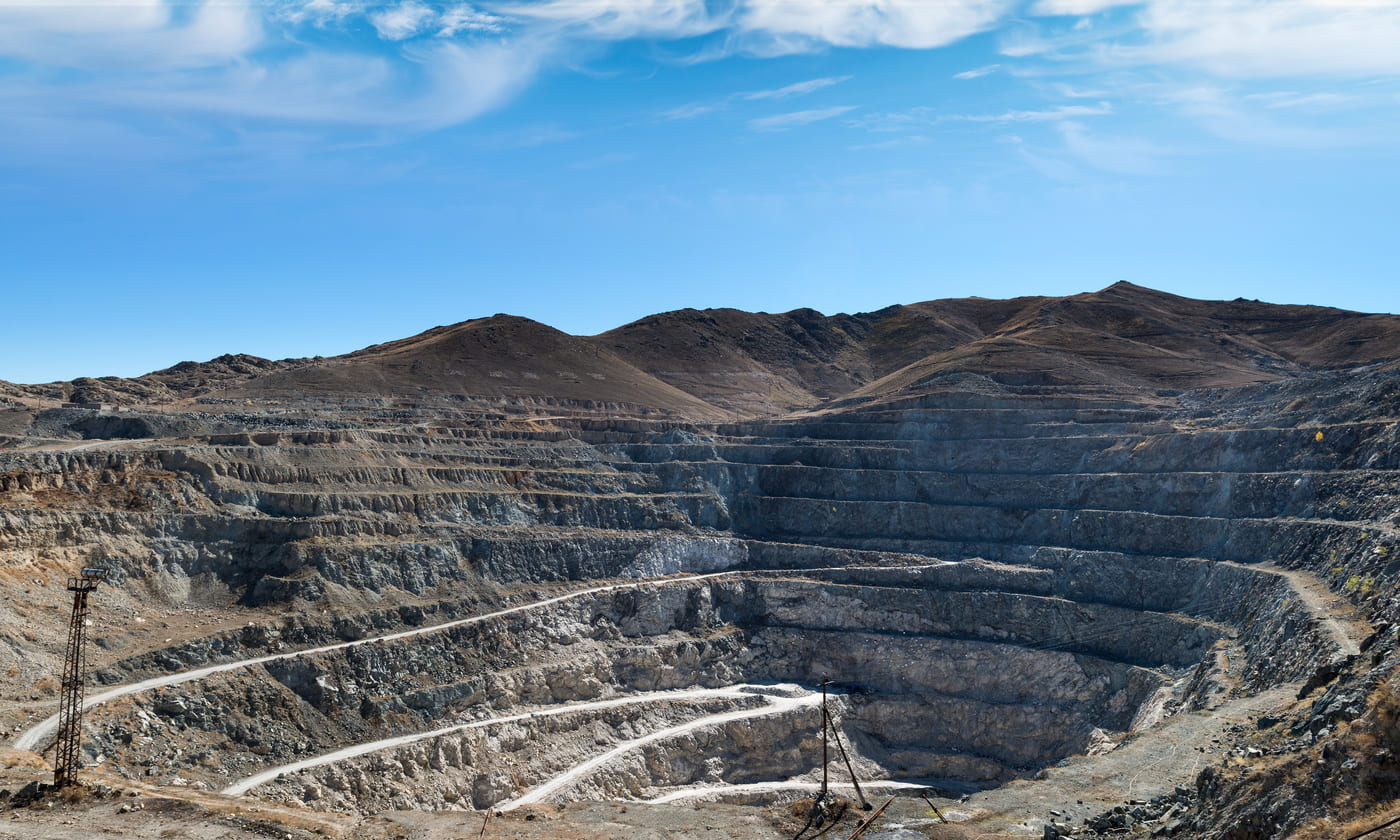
left=845, top=282, right=1400, bottom=404
left=594, top=307, right=874, bottom=415
left=593, top=284, right=1400, bottom=416
left=9, top=283, right=1400, bottom=420
left=204, top=314, right=729, bottom=418
left=595, top=301, right=1019, bottom=415
left=4, top=285, right=1400, bottom=840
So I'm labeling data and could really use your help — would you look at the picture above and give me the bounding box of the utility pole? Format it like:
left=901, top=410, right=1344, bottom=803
left=820, top=676, right=829, bottom=801
left=827, top=713, right=870, bottom=810
left=53, top=567, right=107, bottom=787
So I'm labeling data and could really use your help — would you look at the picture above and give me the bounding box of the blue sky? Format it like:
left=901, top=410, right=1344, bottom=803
left=2, top=0, right=1398, bottom=383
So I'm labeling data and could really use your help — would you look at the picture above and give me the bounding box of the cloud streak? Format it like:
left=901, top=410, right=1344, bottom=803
left=101, top=38, right=547, bottom=131
left=954, top=64, right=1001, bottom=79
left=853, top=101, right=1113, bottom=131
left=0, top=0, right=1393, bottom=156
left=370, top=2, right=437, bottom=40
left=749, top=106, right=856, bottom=132
left=741, top=76, right=850, bottom=100
left=738, top=0, right=1015, bottom=50
left=0, top=0, right=262, bottom=71
left=659, top=76, right=851, bottom=121
left=1022, top=1, right=1400, bottom=78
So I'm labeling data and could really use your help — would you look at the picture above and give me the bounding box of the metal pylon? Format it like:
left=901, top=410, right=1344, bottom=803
left=53, top=567, right=106, bottom=787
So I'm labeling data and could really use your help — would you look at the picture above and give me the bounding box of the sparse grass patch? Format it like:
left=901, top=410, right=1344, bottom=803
left=0, top=747, right=49, bottom=770
left=1294, top=802, right=1400, bottom=840
left=1346, top=575, right=1377, bottom=596
left=58, top=784, right=89, bottom=804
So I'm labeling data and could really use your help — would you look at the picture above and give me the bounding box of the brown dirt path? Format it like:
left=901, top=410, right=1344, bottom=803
left=944, top=683, right=1302, bottom=835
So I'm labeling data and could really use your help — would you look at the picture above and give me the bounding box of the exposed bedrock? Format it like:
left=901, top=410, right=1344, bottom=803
left=76, top=560, right=1338, bottom=814
left=1, top=369, right=1395, bottom=834
left=268, top=693, right=778, bottom=814
left=4, top=395, right=1397, bottom=618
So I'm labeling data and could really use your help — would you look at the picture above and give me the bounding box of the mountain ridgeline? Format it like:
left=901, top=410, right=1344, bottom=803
left=6, top=282, right=1400, bottom=417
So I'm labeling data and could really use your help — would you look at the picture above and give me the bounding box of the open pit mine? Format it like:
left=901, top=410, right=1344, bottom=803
left=2, top=283, right=1399, bottom=840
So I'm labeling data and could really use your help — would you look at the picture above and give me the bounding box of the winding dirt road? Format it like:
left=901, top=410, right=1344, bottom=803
left=13, top=570, right=751, bottom=753
left=13, top=562, right=949, bottom=755
left=497, top=685, right=822, bottom=811
left=12, top=557, right=1361, bottom=821
left=223, top=684, right=788, bottom=796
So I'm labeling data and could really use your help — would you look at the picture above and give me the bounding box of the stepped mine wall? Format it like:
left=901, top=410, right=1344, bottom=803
left=81, top=576, right=1219, bottom=799
left=261, top=693, right=776, bottom=813
left=2, top=403, right=1396, bottom=623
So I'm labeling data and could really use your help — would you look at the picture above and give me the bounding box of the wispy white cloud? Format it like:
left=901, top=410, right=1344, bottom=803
left=741, top=76, right=850, bottom=100
left=106, top=38, right=546, bottom=131
left=1022, top=1, right=1400, bottom=78
left=1244, top=90, right=1354, bottom=110
left=351, top=2, right=505, bottom=39
left=853, top=101, right=1112, bottom=131
left=1031, top=0, right=1142, bottom=15
left=750, top=105, right=856, bottom=132
left=1006, top=136, right=1083, bottom=180
left=1056, top=119, right=1171, bottom=174
left=738, top=0, right=1015, bottom=50
left=1, top=0, right=1393, bottom=158
left=954, top=64, right=1001, bottom=79
left=997, top=17, right=1120, bottom=57
left=659, top=76, right=850, bottom=120
left=1002, top=120, right=1173, bottom=181
left=279, top=0, right=361, bottom=27
left=489, top=0, right=721, bottom=40
left=661, top=102, right=725, bottom=120
left=473, top=124, right=580, bottom=149
left=954, top=102, right=1113, bottom=122
left=849, top=107, right=933, bottom=133
left=0, top=0, right=261, bottom=70
left=1051, top=83, right=1110, bottom=98
left=370, top=1, right=436, bottom=40
left=440, top=6, right=505, bottom=36
left=1131, top=1, right=1400, bottom=77
left=1164, top=84, right=1351, bottom=147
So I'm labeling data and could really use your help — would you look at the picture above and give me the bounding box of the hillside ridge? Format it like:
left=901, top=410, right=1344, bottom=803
left=4, top=283, right=1399, bottom=418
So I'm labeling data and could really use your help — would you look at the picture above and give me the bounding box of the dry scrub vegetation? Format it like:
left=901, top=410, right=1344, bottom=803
left=1214, top=675, right=1400, bottom=840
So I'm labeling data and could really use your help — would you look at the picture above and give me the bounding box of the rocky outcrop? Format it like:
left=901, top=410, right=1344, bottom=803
left=3, top=291, right=1398, bottom=832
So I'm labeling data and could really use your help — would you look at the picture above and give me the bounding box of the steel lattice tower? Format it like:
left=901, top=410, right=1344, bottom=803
left=53, top=567, right=106, bottom=787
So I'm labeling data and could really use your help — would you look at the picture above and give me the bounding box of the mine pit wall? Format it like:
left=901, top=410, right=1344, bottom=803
left=3, top=398, right=1395, bottom=775
left=725, top=578, right=1219, bottom=669
left=259, top=694, right=775, bottom=813
left=3, top=415, right=1396, bottom=622
left=83, top=585, right=753, bottom=788
left=86, top=542, right=1342, bottom=752
left=0, top=430, right=1379, bottom=699
left=1010, top=551, right=1349, bottom=691
left=738, top=493, right=1387, bottom=569
left=749, top=628, right=1163, bottom=775
left=84, top=577, right=1212, bottom=804
left=736, top=552, right=1344, bottom=692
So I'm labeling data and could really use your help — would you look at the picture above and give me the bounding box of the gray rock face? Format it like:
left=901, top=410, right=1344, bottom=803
left=77, top=557, right=1331, bottom=813
left=3, top=364, right=1395, bottom=827
left=622, top=536, right=749, bottom=578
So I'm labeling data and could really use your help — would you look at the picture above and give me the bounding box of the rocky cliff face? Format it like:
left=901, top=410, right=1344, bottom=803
left=2, top=286, right=1399, bottom=839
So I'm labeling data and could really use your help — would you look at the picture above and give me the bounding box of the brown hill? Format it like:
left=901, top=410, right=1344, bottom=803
left=205, top=314, right=727, bottom=418
left=845, top=283, right=1400, bottom=405
left=10, top=284, right=1400, bottom=418
left=593, top=307, right=872, bottom=416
